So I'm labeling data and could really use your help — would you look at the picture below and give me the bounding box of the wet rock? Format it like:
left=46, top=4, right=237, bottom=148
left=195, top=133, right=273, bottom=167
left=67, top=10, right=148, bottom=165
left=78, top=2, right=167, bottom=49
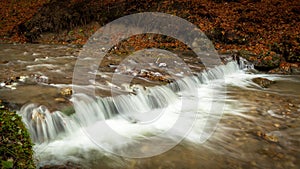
left=252, top=77, right=275, bottom=88
left=61, top=106, right=75, bottom=116
left=256, top=131, right=279, bottom=143
left=268, top=62, right=300, bottom=74
left=60, top=88, right=72, bottom=97
left=0, top=60, right=9, bottom=64
left=1, top=77, right=19, bottom=89
left=264, top=134, right=279, bottom=143
left=18, top=75, right=29, bottom=83
left=254, top=51, right=281, bottom=71
left=0, top=100, right=21, bottom=111
left=33, top=74, right=49, bottom=84
left=23, top=77, right=37, bottom=85
left=5, top=84, right=17, bottom=90
left=158, top=62, right=167, bottom=67
left=268, top=68, right=289, bottom=74
left=54, top=98, right=67, bottom=102
left=274, top=123, right=280, bottom=128
left=138, top=70, right=173, bottom=84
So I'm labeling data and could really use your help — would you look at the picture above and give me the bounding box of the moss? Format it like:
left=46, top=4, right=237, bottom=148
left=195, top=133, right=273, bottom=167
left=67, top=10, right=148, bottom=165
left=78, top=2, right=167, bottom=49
left=61, top=106, right=75, bottom=116
left=0, top=104, right=35, bottom=169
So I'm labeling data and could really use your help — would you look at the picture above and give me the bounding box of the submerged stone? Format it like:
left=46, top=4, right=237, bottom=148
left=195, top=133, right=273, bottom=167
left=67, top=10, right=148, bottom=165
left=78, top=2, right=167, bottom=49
left=252, top=77, right=275, bottom=88
left=54, top=97, right=67, bottom=102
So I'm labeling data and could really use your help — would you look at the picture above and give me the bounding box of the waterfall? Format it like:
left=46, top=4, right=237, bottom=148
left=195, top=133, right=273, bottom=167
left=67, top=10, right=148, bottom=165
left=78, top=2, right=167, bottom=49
left=18, top=61, right=246, bottom=144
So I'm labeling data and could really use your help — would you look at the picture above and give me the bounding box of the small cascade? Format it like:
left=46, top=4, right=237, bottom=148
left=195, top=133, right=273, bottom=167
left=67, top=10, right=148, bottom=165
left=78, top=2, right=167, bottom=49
left=19, top=61, right=245, bottom=144
left=237, top=57, right=254, bottom=70
left=19, top=104, right=68, bottom=143
left=221, top=54, right=254, bottom=70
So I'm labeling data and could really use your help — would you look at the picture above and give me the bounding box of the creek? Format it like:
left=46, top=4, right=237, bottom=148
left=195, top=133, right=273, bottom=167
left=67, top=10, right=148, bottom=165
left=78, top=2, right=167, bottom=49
left=0, top=44, right=299, bottom=169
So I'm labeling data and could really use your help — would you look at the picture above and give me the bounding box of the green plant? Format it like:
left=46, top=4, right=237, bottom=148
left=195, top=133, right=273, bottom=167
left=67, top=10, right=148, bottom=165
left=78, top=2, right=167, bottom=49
left=0, top=106, right=35, bottom=169
left=68, top=30, right=74, bottom=36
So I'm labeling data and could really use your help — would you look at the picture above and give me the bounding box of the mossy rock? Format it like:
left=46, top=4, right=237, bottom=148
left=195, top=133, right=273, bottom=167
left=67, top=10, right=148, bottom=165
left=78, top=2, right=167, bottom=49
left=237, top=50, right=257, bottom=61
left=61, top=106, right=75, bottom=116
left=254, top=51, right=281, bottom=71
left=0, top=106, right=35, bottom=169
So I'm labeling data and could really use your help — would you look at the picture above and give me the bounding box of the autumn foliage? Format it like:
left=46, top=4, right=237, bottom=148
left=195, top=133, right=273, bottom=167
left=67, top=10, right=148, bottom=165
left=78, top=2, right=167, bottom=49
left=0, top=0, right=299, bottom=63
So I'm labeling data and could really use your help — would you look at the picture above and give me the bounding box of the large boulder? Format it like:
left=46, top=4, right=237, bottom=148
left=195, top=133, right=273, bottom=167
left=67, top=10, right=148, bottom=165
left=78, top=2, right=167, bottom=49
left=235, top=50, right=281, bottom=71
left=253, top=51, right=281, bottom=71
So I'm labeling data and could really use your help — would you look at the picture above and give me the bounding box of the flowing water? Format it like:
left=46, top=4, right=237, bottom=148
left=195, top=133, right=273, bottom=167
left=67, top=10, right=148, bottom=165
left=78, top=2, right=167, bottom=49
left=0, top=44, right=299, bottom=169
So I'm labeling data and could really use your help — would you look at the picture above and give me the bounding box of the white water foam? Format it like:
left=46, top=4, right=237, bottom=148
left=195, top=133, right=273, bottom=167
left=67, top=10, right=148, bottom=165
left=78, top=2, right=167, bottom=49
left=18, top=61, right=270, bottom=166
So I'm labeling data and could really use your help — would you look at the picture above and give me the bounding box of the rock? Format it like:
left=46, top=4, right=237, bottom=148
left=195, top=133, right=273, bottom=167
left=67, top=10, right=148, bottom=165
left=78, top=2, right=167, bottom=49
left=33, top=74, right=49, bottom=84
left=0, top=60, right=9, bottom=64
left=237, top=50, right=257, bottom=61
left=18, top=75, right=29, bottom=82
left=254, top=51, right=281, bottom=71
left=61, top=106, right=75, bottom=116
left=274, top=123, right=280, bottom=128
left=268, top=66, right=291, bottom=74
left=138, top=70, right=172, bottom=84
left=158, top=63, right=167, bottom=67
left=256, top=131, right=279, bottom=143
left=268, top=62, right=300, bottom=74
left=2, top=78, right=18, bottom=89
left=60, top=87, right=72, bottom=97
left=54, top=98, right=67, bottom=102
left=24, top=78, right=37, bottom=85
left=264, top=134, right=278, bottom=143
left=252, top=77, right=275, bottom=88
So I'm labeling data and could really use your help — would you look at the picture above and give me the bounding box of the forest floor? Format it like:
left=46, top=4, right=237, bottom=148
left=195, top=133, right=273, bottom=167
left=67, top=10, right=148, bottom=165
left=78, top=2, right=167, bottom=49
left=0, top=0, right=299, bottom=72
